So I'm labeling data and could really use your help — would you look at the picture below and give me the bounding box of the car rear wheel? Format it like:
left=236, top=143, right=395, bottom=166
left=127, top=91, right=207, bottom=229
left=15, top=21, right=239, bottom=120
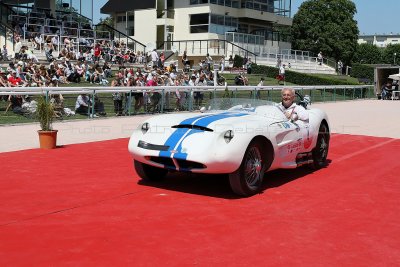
left=312, top=123, right=330, bottom=169
left=229, top=141, right=265, bottom=196
left=134, top=160, right=168, bottom=181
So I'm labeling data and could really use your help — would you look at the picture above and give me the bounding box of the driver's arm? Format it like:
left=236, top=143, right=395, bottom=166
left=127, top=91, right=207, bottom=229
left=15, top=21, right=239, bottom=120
left=294, top=105, right=309, bottom=121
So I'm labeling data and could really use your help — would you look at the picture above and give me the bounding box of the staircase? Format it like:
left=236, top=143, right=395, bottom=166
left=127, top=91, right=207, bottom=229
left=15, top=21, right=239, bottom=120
left=256, top=57, right=337, bottom=75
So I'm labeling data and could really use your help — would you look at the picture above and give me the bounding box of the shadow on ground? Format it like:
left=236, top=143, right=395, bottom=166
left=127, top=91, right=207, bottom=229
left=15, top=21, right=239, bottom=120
left=138, top=160, right=332, bottom=199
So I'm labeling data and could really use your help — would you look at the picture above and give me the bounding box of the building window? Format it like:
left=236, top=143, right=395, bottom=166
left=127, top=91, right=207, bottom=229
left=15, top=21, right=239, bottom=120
left=209, top=14, right=237, bottom=34
left=189, top=0, right=209, bottom=4
left=128, top=15, right=134, bottom=21
left=117, top=16, right=126, bottom=23
left=190, top=13, right=209, bottom=33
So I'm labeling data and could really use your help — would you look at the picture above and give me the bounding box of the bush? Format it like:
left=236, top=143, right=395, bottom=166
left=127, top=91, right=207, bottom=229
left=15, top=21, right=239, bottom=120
left=233, top=55, right=244, bottom=68
left=251, top=64, right=359, bottom=86
left=350, top=64, right=374, bottom=83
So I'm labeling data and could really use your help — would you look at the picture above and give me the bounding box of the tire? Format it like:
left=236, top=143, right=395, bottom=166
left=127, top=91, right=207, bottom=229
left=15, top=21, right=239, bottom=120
left=229, top=140, right=265, bottom=196
left=312, top=123, right=330, bottom=169
left=134, top=160, right=168, bottom=181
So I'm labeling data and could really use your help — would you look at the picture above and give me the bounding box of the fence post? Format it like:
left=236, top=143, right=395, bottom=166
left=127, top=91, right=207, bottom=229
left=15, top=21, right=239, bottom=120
left=128, top=90, right=132, bottom=115
left=161, top=89, right=165, bottom=113
left=188, top=88, right=193, bottom=111
left=91, top=91, right=95, bottom=118
left=333, top=88, right=336, bottom=102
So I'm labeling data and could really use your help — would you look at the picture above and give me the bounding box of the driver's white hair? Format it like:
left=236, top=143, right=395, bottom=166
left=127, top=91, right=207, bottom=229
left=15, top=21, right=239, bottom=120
left=281, top=88, right=295, bottom=95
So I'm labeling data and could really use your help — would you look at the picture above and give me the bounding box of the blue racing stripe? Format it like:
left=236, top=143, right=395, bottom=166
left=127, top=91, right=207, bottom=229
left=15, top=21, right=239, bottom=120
left=159, top=127, right=190, bottom=158
left=193, top=112, right=248, bottom=128
left=173, top=129, right=202, bottom=160
left=159, top=112, right=249, bottom=159
left=180, top=113, right=212, bottom=125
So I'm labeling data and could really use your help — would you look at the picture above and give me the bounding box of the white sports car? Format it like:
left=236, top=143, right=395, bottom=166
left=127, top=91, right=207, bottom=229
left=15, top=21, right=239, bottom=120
left=128, top=97, right=330, bottom=196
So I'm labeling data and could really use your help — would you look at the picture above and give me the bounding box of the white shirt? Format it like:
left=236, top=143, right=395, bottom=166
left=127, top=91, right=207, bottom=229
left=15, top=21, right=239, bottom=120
left=279, top=66, right=285, bottom=75
left=151, top=50, right=159, bottom=62
left=75, top=95, right=90, bottom=110
left=277, top=102, right=309, bottom=121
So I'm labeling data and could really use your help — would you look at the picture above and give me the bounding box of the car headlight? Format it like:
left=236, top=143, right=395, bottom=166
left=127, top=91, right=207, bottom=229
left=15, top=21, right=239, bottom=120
left=141, top=122, right=150, bottom=134
left=224, top=130, right=234, bottom=143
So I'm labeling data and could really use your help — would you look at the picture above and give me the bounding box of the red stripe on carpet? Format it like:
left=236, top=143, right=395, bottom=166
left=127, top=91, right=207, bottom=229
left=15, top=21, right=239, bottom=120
left=0, top=135, right=400, bottom=266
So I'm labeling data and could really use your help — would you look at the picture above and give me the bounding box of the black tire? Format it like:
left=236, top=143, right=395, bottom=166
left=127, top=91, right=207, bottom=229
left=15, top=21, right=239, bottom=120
left=229, top=140, right=266, bottom=196
left=312, top=123, right=330, bottom=169
left=134, top=160, right=168, bottom=181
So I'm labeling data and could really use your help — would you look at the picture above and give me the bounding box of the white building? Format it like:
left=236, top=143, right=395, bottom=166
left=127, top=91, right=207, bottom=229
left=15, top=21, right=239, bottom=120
left=100, top=0, right=293, bottom=57
left=358, top=34, right=400, bottom=48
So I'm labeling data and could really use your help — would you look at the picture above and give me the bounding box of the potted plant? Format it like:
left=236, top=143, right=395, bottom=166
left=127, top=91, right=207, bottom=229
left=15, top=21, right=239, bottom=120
left=36, top=96, right=58, bottom=149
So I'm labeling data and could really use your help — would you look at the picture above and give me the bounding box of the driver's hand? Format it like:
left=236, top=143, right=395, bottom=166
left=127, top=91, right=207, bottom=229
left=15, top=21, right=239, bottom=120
left=284, top=111, right=291, bottom=119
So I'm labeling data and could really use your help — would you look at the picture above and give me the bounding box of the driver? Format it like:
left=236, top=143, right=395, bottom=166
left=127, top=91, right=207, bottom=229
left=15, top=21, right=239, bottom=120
left=278, top=88, right=309, bottom=121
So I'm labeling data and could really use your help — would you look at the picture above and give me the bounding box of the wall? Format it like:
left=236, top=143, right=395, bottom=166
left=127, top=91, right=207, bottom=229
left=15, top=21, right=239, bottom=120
left=134, top=9, right=157, bottom=48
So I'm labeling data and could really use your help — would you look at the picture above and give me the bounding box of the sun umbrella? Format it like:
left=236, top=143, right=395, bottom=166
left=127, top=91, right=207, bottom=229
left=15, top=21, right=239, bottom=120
left=388, top=73, right=400, bottom=80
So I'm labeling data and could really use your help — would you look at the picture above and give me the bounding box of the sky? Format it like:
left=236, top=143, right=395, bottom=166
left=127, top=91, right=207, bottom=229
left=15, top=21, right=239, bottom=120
left=89, top=0, right=399, bottom=35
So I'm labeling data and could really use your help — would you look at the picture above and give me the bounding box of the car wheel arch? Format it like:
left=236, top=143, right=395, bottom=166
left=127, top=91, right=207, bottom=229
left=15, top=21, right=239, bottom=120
left=251, top=135, right=274, bottom=171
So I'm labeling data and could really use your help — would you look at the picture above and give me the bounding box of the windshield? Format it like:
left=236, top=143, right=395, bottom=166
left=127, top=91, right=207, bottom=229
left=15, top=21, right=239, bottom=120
left=206, top=98, right=276, bottom=111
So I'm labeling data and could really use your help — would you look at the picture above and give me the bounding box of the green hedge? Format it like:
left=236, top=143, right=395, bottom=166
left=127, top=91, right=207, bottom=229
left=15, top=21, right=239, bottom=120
left=349, top=64, right=374, bottom=83
left=251, top=64, right=359, bottom=86
left=233, top=55, right=244, bottom=68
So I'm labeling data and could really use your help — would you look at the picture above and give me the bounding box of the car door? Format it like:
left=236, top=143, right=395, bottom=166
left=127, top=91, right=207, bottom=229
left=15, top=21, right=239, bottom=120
left=270, top=119, right=304, bottom=168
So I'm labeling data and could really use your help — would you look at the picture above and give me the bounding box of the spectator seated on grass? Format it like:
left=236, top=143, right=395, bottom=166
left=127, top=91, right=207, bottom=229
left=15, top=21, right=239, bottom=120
left=7, top=95, right=30, bottom=116
left=234, top=73, right=248, bottom=86
left=50, top=94, right=75, bottom=117
left=75, top=93, right=91, bottom=116
left=93, top=95, right=106, bottom=116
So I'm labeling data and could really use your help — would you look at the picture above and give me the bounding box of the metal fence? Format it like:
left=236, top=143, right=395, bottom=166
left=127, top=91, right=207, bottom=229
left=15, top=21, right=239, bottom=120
left=0, top=85, right=374, bottom=121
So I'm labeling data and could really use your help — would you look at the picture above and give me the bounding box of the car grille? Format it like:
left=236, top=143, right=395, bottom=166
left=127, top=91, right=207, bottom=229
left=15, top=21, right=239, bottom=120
left=147, top=156, right=206, bottom=171
left=138, top=140, right=169, bottom=151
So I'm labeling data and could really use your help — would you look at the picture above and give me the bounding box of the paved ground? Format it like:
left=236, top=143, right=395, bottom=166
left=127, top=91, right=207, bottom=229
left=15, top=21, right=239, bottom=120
left=1, top=99, right=399, bottom=153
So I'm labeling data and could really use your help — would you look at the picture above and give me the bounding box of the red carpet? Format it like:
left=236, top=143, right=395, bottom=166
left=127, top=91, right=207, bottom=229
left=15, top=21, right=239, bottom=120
left=1, top=135, right=400, bottom=266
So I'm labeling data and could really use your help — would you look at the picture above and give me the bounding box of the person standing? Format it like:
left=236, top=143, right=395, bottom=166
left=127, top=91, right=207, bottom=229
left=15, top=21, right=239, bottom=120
left=151, top=49, right=159, bottom=68
left=93, top=43, right=102, bottom=62
left=278, top=64, right=286, bottom=85
left=205, top=53, right=213, bottom=71
left=220, top=56, right=225, bottom=72
left=337, top=60, right=343, bottom=75
left=317, top=51, right=323, bottom=65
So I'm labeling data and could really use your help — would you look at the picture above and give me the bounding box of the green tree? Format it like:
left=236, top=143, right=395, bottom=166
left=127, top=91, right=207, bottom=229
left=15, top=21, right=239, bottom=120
left=381, top=44, right=400, bottom=65
left=352, top=43, right=383, bottom=64
left=55, top=0, right=78, bottom=13
left=291, top=0, right=359, bottom=65
left=99, top=16, right=114, bottom=27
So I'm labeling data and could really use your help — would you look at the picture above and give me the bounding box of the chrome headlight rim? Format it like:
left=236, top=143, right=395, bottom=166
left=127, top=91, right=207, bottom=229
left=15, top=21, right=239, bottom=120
left=224, top=130, right=234, bottom=143
left=141, top=122, right=150, bottom=134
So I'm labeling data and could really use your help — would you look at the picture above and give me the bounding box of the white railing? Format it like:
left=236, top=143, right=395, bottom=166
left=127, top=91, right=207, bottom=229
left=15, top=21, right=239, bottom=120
left=0, top=84, right=374, bottom=117
left=0, top=85, right=373, bottom=96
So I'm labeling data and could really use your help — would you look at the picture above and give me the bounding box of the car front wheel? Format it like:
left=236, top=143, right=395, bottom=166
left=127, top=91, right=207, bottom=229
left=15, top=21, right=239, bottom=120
left=312, top=123, right=330, bottom=169
left=134, top=160, right=168, bottom=181
left=229, top=141, right=265, bottom=196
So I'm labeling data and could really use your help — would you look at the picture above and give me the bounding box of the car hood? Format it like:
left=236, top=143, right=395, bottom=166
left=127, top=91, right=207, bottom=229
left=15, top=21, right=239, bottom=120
left=143, top=110, right=283, bottom=131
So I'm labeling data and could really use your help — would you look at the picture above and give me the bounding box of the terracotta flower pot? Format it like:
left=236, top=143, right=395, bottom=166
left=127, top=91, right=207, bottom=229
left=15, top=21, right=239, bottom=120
left=38, top=130, right=58, bottom=149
